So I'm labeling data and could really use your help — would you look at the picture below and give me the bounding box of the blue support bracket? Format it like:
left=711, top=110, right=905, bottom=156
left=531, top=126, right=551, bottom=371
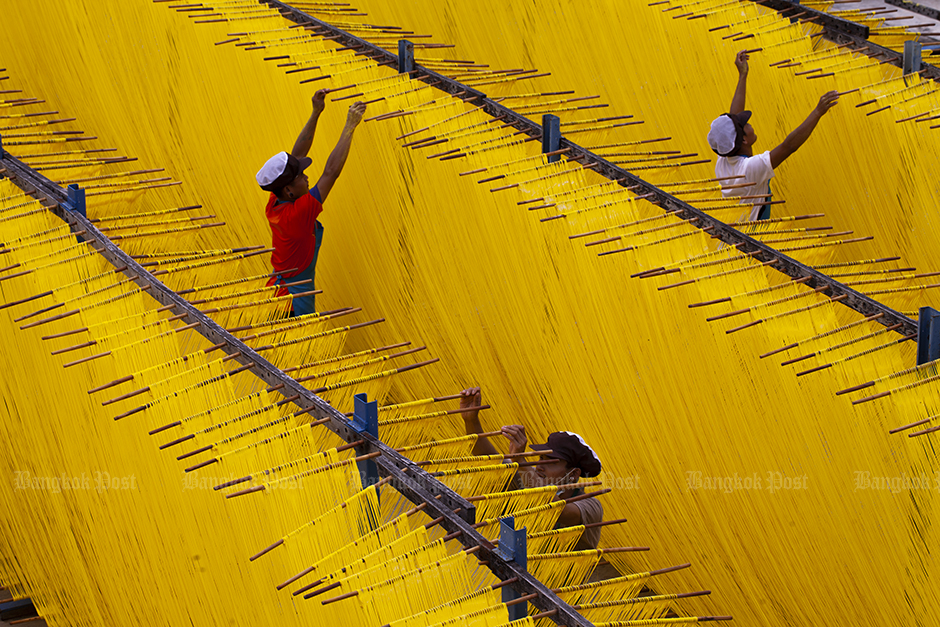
left=0, top=133, right=5, bottom=160
left=917, top=307, right=940, bottom=365
left=542, top=114, right=561, bottom=162
left=495, top=516, right=528, bottom=621
left=352, top=393, right=380, bottom=490
left=398, top=40, right=414, bottom=74
left=64, top=183, right=86, bottom=217
left=904, top=40, right=923, bottom=76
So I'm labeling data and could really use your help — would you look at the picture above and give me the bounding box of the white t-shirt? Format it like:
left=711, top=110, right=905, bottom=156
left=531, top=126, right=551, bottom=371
left=715, top=151, right=774, bottom=221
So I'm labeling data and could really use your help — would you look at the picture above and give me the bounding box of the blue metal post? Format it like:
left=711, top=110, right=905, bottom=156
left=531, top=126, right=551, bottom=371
left=542, top=114, right=561, bottom=162
left=0, top=134, right=5, bottom=160
left=495, top=516, right=528, bottom=621
left=352, top=393, right=380, bottom=491
left=65, top=183, right=86, bottom=217
left=398, top=40, right=414, bottom=74
left=904, top=40, right=923, bottom=76
left=917, top=307, right=940, bottom=365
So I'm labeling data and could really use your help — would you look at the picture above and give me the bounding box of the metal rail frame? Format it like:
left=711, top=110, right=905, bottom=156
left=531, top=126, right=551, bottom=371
left=756, top=0, right=871, bottom=38
left=883, top=0, right=940, bottom=22
left=751, top=0, right=940, bottom=80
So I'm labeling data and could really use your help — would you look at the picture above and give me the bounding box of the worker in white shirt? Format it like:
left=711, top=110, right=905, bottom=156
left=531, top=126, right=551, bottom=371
left=707, top=50, right=840, bottom=221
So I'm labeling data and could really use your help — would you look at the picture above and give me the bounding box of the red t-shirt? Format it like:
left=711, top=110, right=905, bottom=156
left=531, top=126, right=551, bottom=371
left=265, top=187, right=323, bottom=280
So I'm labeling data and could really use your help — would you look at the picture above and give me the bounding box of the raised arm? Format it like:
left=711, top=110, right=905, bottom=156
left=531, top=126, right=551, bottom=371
left=501, top=425, right=539, bottom=487
left=461, top=387, right=499, bottom=456
left=730, top=50, right=749, bottom=115
left=769, top=91, right=839, bottom=169
left=291, top=89, right=328, bottom=160
left=315, top=101, right=366, bottom=203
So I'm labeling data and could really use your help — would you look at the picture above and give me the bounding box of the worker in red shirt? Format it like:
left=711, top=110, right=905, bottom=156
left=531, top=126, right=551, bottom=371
left=255, top=90, right=367, bottom=316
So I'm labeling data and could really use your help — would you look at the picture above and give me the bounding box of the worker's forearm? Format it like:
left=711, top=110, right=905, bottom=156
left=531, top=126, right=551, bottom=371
left=781, top=109, right=823, bottom=155
left=291, top=111, right=322, bottom=159
left=463, top=414, right=498, bottom=456
left=322, top=125, right=357, bottom=180
left=730, top=73, right=747, bottom=115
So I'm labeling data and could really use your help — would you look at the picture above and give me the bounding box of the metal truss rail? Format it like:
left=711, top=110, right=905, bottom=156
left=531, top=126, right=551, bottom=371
left=263, top=0, right=918, bottom=339
left=884, top=0, right=940, bottom=22
left=751, top=0, right=940, bottom=80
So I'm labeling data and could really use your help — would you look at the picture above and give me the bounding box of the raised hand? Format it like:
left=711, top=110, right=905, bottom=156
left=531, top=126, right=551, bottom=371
left=347, top=101, right=367, bottom=128
left=459, top=387, right=482, bottom=411
left=312, top=89, right=328, bottom=115
left=815, top=91, right=840, bottom=116
left=501, top=424, right=528, bottom=456
left=734, top=50, right=750, bottom=75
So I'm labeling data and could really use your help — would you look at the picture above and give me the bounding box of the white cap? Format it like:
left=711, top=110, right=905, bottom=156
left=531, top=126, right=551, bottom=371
left=707, top=111, right=751, bottom=157
left=256, top=152, right=289, bottom=188
left=707, top=116, right=737, bottom=156
left=256, top=152, right=312, bottom=192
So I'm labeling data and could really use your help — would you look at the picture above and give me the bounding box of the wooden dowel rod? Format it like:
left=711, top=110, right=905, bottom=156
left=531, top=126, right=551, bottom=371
left=464, top=480, right=599, bottom=502
left=835, top=380, right=875, bottom=396
left=336, top=439, right=366, bottom=453
left=277, top=565, right=316, bottom=591
left=649, top=563, right=692, bottom=576
left=889, top=416, right=936, bottom=434
left=224, top=484, right=264, bottom=498
left=185, top=458, right=219, bottom=473
left=158, top=433, right=194, bottom=450
left=0, top=290, right=53, bottom=310
left=88, top=375, right=134, bottom=394
left=14, top=302, right=65, bottom=323
left=293, top=577, right=327, bottom=597
left=50, top=340, right=96, bottom=355
left=506, top=593, right=538, bottom=607
left=491, top=576, right=519, bottom=590
left=249, top=539, right=284, bottom=561
left=583, top=517, right=629, bottom=530
left=320, top=588, right=358, bottom=604
left=396, top=501, right=427, bottom=518
left=909, top=425, right=940, bottom=438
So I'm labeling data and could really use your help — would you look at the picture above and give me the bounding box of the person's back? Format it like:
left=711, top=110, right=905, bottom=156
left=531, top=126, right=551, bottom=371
left=568, top=485, right=603, bottom=551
